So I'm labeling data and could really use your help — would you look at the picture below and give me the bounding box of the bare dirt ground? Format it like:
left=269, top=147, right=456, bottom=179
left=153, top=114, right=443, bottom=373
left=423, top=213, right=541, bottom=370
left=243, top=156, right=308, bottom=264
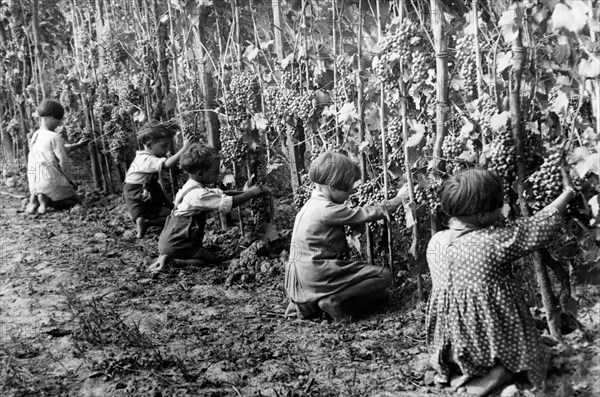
left=1, top=188, right=599, bottom=397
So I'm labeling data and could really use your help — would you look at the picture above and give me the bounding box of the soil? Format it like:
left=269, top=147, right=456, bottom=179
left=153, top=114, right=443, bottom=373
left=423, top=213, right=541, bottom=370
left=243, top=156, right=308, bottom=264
left=1, top=186, right=599, bottom=397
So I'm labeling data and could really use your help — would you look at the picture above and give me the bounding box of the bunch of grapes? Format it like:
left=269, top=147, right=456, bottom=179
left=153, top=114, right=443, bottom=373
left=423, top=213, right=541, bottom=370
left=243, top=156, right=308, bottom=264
left=220, top=124, right=246, bottom=165
left=136, top=39, right=156, bottom=76
left=487, top=130, right=517, bottom=192
left=263, top=85, right=316, bottom=128
left=225, top=241, right=268, bottom=286
left=569, top=94, right=595, bottom=122
left=410, top=51, right=432, bottom=86
left=473, top=95, right=497, bottom=137
left=333, top=58, right=356, bottom=104
left=103, top=35, right=128, bottom=72
left=62, top=112, right=86, bottom=142
left=229, top=72, right=261, bottom=114
left=375, top=20, right=421, bottom=82
left=528, top=152, right=563, bottom=212
left=455, top=34, right=476, bottom=98
left=442, top=134, right=463, bottom=160
left=524, top=131, right=544, bottom=171
left=286, top=91, right=315, bottom=121
left=387, top=117, right=403, bottom=147
left=281, top=65, right=301, bottom=91
left=293, top=174, right=313, bottom=210
left=117, top=83, right=144, bottom=111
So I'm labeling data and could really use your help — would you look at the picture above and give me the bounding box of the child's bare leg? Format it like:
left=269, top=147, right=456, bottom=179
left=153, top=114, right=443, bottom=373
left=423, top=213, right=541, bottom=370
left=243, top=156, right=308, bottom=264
left=37, top=194, right=50, bottom=214
left=136, top=216, right=167, bottom=238
left=26, top=194, right=39, bottom=214
left=318, top=268, right=391, bottom=321
left=460, top=364, right=515, bottom=397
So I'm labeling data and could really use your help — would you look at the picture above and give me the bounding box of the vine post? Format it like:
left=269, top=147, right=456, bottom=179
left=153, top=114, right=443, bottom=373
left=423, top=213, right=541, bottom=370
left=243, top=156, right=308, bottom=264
left=356, top=0, right=374, bottom=265
left=376, top=1, right=394, bottom=279
left=507, top=2, right=562, bottom=339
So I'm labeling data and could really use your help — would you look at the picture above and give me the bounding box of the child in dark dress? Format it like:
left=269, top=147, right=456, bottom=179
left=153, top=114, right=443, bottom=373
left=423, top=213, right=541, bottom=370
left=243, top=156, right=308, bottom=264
left=123, top=122, right=191, bottom=238
left=426, top=168, right=575, bottom=396
left=149, top=144, right=268, bottom=273
left=285, top=151, right=408, bottom=321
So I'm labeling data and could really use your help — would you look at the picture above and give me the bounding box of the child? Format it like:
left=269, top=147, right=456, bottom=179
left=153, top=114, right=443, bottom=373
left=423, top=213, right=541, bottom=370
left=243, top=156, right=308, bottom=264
left=123, top=122, right=191, bottom=238
left=284, top=151, right=407, bottom=321
left=148, top=144, right=269, bottom=273
left=26, top=99, right=81, bottom=215
left=426, top=168, right=575, bottom=396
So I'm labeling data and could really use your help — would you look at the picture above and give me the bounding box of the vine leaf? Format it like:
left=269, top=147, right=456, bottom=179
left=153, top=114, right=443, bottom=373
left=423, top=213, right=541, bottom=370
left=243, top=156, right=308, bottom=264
left=490, top=111, right=509, bottom=133
left=406, top=122, right=425, bottom=147
left=578, top=58, right=600, bottom=78
left=551, top=91, right=569, bottom=116
left=499, top=9, right=519, bottom=43
left=496, top=51, right=513, bottom=74
left=244, top=44, right=259, bottom=61
left=338, top=102, right=357, bottom=124
left=551, top=3, right=590, bottom=33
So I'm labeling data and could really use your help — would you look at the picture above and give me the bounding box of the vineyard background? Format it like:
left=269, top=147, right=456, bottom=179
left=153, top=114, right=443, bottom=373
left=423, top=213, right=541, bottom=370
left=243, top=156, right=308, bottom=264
left=0, top=0, right=599, bottom=396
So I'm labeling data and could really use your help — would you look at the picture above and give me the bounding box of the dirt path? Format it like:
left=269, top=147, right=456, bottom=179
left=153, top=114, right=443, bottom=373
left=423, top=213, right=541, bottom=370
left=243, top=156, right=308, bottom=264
left=1, top=193, right=599, bottom=397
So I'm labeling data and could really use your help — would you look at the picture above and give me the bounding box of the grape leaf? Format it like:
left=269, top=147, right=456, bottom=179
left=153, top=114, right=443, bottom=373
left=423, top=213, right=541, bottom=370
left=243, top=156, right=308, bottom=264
left=346, top=232, right=361, bottom=252
left=551, top=2, right=589, bottom=33
left=490, top=111, right=509, bottom=132
left=578, top=58, right=600, bottom=78
left=222, top=174, right=235, bottom=186
left=253, top=113, right=268, bottom=131
left=337, top=102, right=357, bottom=124
left=589, top=195, right=599, bottom=219
left=244, top=44, right=259, bottom=61
left=496, top=51, right=513, bottom=74
left=551, top=91, right=569, bottom=116
left=499, top=9, right=519, bottom=43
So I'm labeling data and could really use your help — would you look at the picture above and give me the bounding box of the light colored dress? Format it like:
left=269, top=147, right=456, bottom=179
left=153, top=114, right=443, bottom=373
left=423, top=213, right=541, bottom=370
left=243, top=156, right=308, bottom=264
left=426, top=207, right=563, bottom=389
left=285, top=190, right=399, bottom=317
left=27, top=128, right=76, bottom=201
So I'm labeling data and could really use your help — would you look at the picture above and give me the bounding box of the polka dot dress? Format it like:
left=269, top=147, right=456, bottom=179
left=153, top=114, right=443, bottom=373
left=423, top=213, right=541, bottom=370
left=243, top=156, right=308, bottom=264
left=425, top=207, right=563, bottom=389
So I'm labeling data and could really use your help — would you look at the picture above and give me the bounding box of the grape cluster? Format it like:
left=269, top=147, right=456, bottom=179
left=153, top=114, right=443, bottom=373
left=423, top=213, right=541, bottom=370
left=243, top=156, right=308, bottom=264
left=524, top=132, right=544, bottom=171
left=225, top=240, right=271, bottom=286
left=333, top=58, right=356, bottom=104
left=441, top=134, right=463, bottom=159
left=488, top=130, right=517, bottom=192
left=59, top=85, right=77, bottom=111
left=104, top=108, right=133, bottom=163
left=103, top=35, right=128, bottom=71
left=263, top=86, right=315, bottom=128
left=229, top=72, right=261, bottom=113
left=375, top=20, right=421, bottom=82
left=473, top=95, right=497, bottom=137
left=136, top=39, right=156, bottom=75
left=411, top=51, right=431, bottom=86
left=528, top=152, right=562, bottom=212
left=293, top=174, right=313, bottom=210
left=569, top=94, right=594, bottom=122
left=62, top=112, right=86, bottom=142
left=281, top=65, right=301, bottom=91
left=387, top=117, right=403, bottom=147
left=455, top=35, right=476, bottom=98
left=220, top=125, right=246, bottom=165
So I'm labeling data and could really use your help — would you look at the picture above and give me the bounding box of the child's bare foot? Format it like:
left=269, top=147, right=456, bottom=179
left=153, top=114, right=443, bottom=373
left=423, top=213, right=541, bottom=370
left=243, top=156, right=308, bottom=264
left=136, top=217, right=149, bottom=238
left=149, top=255, right=169, bottom=273
left=460, top=364, right=514, bottom=397
left=26, top=202, right=39, bottom=214
left=318, top=296, right=351, bottom=322
left=37, top=194, right=50, bottom=215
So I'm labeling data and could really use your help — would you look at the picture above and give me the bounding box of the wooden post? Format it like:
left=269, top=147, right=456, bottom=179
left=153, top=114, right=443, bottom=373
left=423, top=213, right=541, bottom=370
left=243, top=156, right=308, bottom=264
left=508, top=3, right=562, bottom=339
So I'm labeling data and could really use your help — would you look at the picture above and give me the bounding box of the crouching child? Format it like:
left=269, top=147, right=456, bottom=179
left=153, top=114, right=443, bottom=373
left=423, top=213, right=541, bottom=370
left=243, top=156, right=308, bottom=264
left=149, top=144, right=269, bottom=273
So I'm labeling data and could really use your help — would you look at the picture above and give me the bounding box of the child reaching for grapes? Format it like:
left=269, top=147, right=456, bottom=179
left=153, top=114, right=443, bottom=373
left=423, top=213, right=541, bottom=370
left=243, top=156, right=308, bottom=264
left=26, top=99, right=81, bottom=215
left=123, top=122, right=191, bottom=238
left=148, top=144, right=269, bottom=273
left=426, top=168, right=575, bottom=397
left=285, top=151, right=408, bottom=321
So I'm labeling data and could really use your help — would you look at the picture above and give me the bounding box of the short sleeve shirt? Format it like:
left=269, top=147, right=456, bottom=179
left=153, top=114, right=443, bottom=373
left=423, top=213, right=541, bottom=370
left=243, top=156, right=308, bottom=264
left=124, top=150, right=167, bottom=184
left=173, top=179, right=233, bottom=216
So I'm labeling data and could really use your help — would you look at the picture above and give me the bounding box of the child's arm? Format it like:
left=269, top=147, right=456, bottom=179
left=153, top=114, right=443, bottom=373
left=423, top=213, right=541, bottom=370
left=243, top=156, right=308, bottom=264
left=544, top=168, right=575, bottom=214
left=163, top=140, right=192, bottom=169
left=231, top=186, right=268, bottom=207
left=52, top=135, right=74, bottom=180
left=223, top=190, right=244, bottom=196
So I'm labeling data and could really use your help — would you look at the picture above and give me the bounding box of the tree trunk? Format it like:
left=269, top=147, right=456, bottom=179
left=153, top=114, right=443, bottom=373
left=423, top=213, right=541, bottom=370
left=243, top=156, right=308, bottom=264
left=0, top=103, right=14, bottom=162
left=508, top=3, right=562, bottom=339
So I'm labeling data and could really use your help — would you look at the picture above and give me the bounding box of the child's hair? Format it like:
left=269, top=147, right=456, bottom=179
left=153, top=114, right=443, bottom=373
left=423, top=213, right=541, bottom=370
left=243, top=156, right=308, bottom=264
left=38, top=99, right=65, bottom=120
left=137, top=121, right=176, bottom=146
left=309, top=151, right=360, bottom=191
left=440, top=168, right=504, bottom=217
left=180, top=143, right=220, bottom=174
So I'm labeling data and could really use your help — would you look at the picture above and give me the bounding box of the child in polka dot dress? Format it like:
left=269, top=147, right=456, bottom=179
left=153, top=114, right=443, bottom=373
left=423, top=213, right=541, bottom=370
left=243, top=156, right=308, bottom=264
left=426, top=168, right=575, bottom=396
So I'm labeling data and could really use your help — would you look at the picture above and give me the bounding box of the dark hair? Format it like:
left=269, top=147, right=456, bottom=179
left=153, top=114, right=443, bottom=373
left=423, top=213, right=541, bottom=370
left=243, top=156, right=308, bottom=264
left=440, top=168, right=504, bottom=217
left=38, top=99, right=65, bottom=120
left=180, top=143, right=220, bottom=174
left=137, top=121, right=176, bottom=146
left=309, top=151, right=360, bottom=191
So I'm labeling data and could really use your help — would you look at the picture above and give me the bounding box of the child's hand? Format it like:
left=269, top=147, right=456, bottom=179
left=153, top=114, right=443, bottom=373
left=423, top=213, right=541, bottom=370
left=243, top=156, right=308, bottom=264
left=561, top=167, right=575, bottom=191
left=249, top=185, right=270, bottom=196
left=396, top=184, right=410, bottom=203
